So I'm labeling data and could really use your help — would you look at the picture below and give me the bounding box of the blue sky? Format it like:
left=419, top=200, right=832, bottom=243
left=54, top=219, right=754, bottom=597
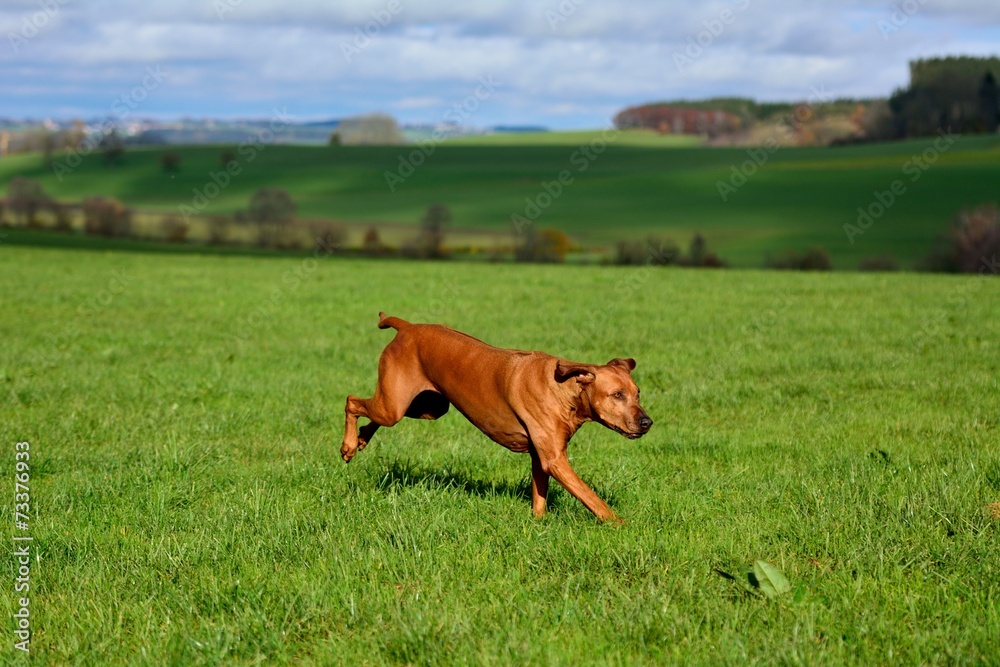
left=2, top=0, right=998, bottom=128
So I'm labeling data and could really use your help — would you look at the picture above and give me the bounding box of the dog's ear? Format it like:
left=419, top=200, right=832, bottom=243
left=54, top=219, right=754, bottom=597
left=555, top=361, right=595, bottom=385
left=607, top=358, right=636, bottom=373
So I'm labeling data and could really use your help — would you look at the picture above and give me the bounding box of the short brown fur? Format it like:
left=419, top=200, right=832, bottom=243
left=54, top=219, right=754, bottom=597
left=341, top=313, right=652, bottom=522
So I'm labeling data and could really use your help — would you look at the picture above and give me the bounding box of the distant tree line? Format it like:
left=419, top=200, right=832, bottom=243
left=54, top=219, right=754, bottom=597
left=0, top=121, right=87, bottom=161
left=884, top=56, right=1000, bottom=138
left=616, top=56, right=1000, bottom=145
left=613, top=233, right=725, bottom=267
left=856, top=57, right=1000, bottom=142
left=613, top=97, right=873, bottom=140
left=614, top=104, right=743, bottom=137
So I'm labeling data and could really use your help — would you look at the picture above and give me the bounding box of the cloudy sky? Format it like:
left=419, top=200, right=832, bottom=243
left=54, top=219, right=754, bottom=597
left=2, top=0, right=998, bottom=128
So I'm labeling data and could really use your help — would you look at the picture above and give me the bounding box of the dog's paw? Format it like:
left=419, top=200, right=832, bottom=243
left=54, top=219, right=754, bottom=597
left=340, top=442, right=357, bottom=463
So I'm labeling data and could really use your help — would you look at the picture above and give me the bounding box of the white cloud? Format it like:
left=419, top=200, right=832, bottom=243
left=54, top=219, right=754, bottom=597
left=0, top=0, right=997, bottom=127
left=392, top=96, right=445, bottom=109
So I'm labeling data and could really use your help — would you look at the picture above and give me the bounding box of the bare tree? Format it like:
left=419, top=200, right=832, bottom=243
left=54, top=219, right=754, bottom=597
left=39, top=128, right=57, bottom=168
left=160, top=214, right=189, bottom=242
left=206, top=216, right=230, bottom=245
left=417, top=204, right=451, bottom=258
left=66, top=120, right=87, bottom=150
left=100, top=129, right=125, bottom=166
left=689, top=233, right=706, bottom=266
left=160, top=151, right=181, bottom=173
left=948, top=204, right=1000, bottom=273
left=244, top=187, right=295, bottom=247
left=6, top=177, right=50, bottom=227
left=362, top=226, right=386, bottom=256
left=83, top=197, right=132, bottom=237
left=310, top=221, right=346, bottom=251
left=516, top=227, right=571, bottom=263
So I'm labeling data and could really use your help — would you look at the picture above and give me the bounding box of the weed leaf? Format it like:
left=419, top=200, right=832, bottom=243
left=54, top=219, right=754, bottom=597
left=750, top=560, right=792, bottom=599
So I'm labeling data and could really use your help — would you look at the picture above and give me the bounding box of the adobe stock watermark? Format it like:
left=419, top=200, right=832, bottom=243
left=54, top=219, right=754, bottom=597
left=51, top=65, right=168, bottom=181
left=80, top=269, right=131, bottom=319
left=731, top=290, right=794, bottom=354
left=716, top=84, right=832, bottom=202
left=384, top=75, right=501, bottom=192
left=23, top=267, right=131, bottom=372
left=510, top=125, right=621, bottom=235
left=843, top=127, right=958, bottom=244
left=231, top=237, right=341, bottom=341
left=7, top=0, right=70, bottom=54
left=546, top=0, right=586, bottom=31
left=12, top=440, right=33, bottom=653
left=912, top=253, right=999, bottom=350
left=563, top=240, right=675, bottom=352
left=410, top=279, right=464, bottom=325
left=673, top=0, right=751, bottom=72
left=877, top=0, right=928, bottom=40
left=341, top=0, right=404, bottom=62
left=178, top=108, right=293, bottom=222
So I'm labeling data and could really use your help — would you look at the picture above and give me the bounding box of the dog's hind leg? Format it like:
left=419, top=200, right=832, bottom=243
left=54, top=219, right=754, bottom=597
left=341, top=361, right=434, bottom=462
left=341, top=395, right=368, bottom=462
left=356, top=390, right=448, bottom=455
left=357, top=421, right=380, bottom=452
left=343, top=394, right=399, bottom=462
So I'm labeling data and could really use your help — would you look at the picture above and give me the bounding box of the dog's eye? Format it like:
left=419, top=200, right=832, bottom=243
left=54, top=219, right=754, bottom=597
left=612, top=391, right=625, bottom=399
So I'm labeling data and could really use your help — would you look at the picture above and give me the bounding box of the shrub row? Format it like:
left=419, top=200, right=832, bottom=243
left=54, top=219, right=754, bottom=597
left=3, top=177, right=997, bottom=272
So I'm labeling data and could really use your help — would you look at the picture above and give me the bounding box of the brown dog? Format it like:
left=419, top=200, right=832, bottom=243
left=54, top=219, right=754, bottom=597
left=341, top=313, right=653, bottom=522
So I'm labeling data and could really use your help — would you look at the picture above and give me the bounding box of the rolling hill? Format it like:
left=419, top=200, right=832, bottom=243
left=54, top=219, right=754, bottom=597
left=2, top=131, right=998, bottom=267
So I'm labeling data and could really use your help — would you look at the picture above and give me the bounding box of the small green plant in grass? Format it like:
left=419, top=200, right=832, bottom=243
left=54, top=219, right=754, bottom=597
left=715, top=561, right=793, bottom=600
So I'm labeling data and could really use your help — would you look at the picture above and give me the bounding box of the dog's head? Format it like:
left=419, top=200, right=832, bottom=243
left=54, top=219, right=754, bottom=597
left=555, top=357, right=653, bottom=438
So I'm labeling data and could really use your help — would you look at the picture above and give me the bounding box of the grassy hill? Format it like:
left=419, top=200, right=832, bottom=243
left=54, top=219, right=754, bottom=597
left=445, top=128, right=702, bottom=147
left=2, top=132, right=999, bottom=267
left=1, top=245, right=997, bottom=664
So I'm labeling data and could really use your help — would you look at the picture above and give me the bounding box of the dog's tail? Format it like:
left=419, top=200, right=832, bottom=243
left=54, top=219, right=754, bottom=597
left=378, top=312, right=411, bottom=331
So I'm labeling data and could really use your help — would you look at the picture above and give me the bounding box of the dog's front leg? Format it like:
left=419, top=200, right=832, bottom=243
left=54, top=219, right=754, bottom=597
left=540, top=447, right=619, bottom=523
left=529, top=448, right=549, bottom=518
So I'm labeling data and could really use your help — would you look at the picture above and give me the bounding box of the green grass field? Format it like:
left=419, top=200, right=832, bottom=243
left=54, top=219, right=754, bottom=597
left=1, top=244, right=998, bottom=664
left=446, top=129, right=703, bottom=147
left=2, top=132, right=999, bottom=267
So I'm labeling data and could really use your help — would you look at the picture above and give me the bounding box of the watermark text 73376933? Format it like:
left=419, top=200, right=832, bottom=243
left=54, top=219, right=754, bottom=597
left=13, top=441, right=32, bottom=653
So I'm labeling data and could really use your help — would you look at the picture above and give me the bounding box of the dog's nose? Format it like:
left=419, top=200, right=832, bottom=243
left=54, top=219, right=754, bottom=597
left=638, top=415, right=653, bottom=431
